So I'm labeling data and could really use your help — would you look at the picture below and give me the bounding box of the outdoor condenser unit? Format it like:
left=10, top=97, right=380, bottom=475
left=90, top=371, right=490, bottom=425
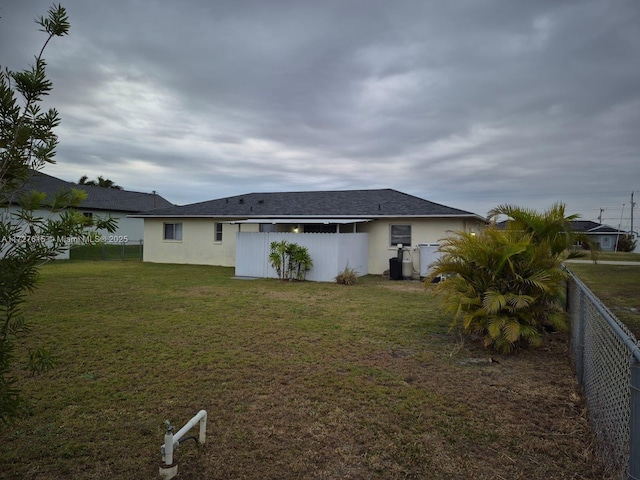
left=419, top=243, right=441, bottom=278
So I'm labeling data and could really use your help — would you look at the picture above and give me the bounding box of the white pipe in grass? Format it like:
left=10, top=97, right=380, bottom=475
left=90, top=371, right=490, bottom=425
left=160, top=410, right=207, bottom=479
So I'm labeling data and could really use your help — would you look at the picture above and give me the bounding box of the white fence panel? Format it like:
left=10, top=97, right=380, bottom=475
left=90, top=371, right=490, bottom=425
left=235, top=232, right=368, bottom=282
left=235, top=232, right=270, bottom=278
left=337, top=233, right=369, bottom=276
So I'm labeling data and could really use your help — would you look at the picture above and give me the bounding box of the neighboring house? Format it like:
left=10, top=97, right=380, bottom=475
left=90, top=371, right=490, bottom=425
left=496, top=219, right=632, bottom=252
left=131, top=188, right=485, bottom=281
left=5, top=170, right=174, bottom=257
left=569, top=220, right=632, bottom=252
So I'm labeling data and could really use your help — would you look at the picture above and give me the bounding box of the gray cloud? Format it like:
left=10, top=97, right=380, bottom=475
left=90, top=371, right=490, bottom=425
left=1, top=0, right=639, bottom=226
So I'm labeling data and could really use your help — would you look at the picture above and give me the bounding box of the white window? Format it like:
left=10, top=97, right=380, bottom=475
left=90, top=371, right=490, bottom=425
left=390, top=224, right=411, bottom=246
left=214, top=222, right=223, bottom=242
left=164, top=222, right=183, bottom=241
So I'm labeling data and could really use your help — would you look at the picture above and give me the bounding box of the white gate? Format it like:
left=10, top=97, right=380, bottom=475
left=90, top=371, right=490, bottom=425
left=235, top=232, right=368, bottom=282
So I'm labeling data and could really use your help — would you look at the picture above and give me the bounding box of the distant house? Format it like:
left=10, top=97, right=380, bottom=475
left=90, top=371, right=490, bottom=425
left=496, top=218, right=631, bottom=252
left=131, top=188, right=485, bottom=281
left=569, top=220, right=631, bottom=252
left=6, top=170, right=174, bottom=257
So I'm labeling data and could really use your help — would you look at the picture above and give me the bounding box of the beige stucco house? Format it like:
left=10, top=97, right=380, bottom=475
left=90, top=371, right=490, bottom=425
left=132, top=189, right=485, bottom=281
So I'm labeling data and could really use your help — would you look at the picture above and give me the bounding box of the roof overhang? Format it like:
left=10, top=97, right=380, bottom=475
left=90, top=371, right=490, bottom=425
left=229, top=218, right=373, bottom=224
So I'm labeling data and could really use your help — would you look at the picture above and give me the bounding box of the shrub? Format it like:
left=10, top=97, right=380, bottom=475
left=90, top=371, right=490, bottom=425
left=335, top=266, right=358, bottom=285
left=616, top=234, right=637, bottom=253
left=268, top=240, right=313, bottom=281
left=429, top=202, right=579, bottom=354
left=429, top=227, right=568, bottom=353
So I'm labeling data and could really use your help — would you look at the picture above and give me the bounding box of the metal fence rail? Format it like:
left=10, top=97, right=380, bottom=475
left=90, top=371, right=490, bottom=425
left=566, top=270, right=640, bottom=480
left=69, top=240, right=144, bottom=261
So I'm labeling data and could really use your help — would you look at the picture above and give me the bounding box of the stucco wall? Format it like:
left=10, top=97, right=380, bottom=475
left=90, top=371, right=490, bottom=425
left=6, top=206, right=148, bottom=259
left=359, top=217, right=483, bottom=274
left=143, top=218, right=247, bottom=266
left=143, top=216, right=484, bottom=274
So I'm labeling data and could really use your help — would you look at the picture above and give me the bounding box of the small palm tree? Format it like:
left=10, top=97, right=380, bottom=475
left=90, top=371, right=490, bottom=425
left=289, top=244, right=313, bottom=281
left=488, top=202, right=588, bottom=259
left=269, top=241, right=287, bottom=279
left=430, top=202, right=578, bottom=353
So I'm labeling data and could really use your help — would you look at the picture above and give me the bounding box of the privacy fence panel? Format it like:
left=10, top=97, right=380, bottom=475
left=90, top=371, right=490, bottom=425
left=566, top=270, right=640, bottom=480
left=235, top=232, right=368, bottom=282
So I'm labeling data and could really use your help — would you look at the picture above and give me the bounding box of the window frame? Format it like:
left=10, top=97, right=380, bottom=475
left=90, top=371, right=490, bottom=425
left=390, top=224, right=412, bottom=247
left=163, top=222, right=183, bottom=241
left=214, top=222, right=223, bottom=242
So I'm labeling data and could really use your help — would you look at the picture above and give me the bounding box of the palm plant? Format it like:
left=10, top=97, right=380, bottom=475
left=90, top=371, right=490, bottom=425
left=430, top=203, right=578, bottom=353
left=78, top=175, right=122, bottom=190
left=488, top=202, right=589, bottom=259
left=268, top=240, right=288, bottom=279
left=268, top=240, right=313, bottom=281
left=289, top=244, right=313, bottom=281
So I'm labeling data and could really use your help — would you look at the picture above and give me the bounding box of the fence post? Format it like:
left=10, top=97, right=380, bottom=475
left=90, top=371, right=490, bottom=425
left=575, top=288, right=585, bottom=388
left=629, top=356, right=640, bottom=479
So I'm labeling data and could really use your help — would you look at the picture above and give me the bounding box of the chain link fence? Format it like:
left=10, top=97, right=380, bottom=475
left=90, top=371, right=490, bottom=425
left=69, top=240, right=143, bottom=261
left=566, top=269, right=640, bottom=480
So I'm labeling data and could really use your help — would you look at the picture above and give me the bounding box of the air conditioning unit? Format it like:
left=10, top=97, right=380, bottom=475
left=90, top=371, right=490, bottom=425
left=419, top=243, right=441, bottom=278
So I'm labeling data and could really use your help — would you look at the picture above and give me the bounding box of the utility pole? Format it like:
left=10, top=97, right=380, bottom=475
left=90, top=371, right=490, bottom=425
left=631, top=191, right=636, bottom=239
left=598, top=208, right=604, bottom=224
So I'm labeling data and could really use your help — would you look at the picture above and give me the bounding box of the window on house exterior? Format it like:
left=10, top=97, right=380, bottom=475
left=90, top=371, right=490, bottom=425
left=164, top=222, right=183, bottom=241
left=83, top=212, right=93, bottom=219
left=259, top=223, right=277, bottom=233
left=303, top=224, right=336, bottom=233
left=214, top=222, right=223, bottom=242
left=390, top=224, right=411, bottom=246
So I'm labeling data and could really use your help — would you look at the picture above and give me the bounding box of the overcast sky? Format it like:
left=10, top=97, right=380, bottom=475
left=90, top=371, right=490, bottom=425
left=2, top=1, right=639, bottom=227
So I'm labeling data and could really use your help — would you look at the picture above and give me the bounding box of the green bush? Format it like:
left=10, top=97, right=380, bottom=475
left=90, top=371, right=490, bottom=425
left=616, top=234, right=637, bottom=253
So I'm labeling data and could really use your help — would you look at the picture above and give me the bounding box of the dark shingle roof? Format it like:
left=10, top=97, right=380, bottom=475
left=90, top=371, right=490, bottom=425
left=132, top=189, right=481, bottom=219
left=497, top=219, right=627, bottom=234
left=18, top=171, right=173, bottom=213
left=570, top=220, right=626, bottom=234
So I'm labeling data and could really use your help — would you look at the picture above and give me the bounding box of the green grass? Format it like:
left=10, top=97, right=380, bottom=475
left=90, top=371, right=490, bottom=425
left=594, top=251, right=640, bottom=262
left=567, top=263, right=640, bottom=337
left=2, top=262, right=609, bottom=479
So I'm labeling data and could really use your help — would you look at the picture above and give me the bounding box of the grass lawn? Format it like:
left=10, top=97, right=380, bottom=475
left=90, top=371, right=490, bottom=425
left=2, top=262, right=609, bottom=479
left=567, top=262, right=640, bottom=338
left=593, top=251, right=640, bottom=262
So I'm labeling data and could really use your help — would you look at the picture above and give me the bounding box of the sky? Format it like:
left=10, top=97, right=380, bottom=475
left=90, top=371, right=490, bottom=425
left=1, top=1, right=639, bottom=228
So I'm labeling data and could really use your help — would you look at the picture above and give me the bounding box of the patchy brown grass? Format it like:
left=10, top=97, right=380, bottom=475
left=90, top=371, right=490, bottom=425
left=2, top=262, right=609, bottom=479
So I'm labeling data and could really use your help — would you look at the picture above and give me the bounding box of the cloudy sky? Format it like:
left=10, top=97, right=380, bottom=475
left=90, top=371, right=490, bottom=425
left=2, top=1, right=639, bottom=227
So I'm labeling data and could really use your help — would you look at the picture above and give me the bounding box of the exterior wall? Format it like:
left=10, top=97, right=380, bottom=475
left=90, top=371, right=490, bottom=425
left=143, top=218, right=243, bottom=266
left=359, top=217, right=484, bottom=275
left=98, top=214, right=145, bottom=242
left=6, top=206, right=148, bottom=259
left=142, top=216, right=485, bottom=274
left=590, top=234, right=617, bottom=252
